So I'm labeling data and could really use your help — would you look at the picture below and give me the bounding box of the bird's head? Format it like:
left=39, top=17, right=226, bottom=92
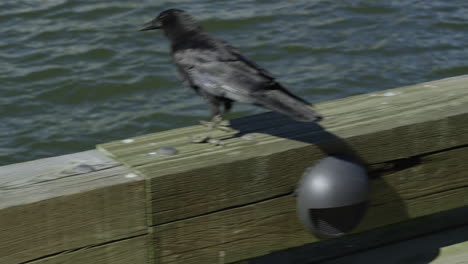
left=140, top=9, right=202, bottom=40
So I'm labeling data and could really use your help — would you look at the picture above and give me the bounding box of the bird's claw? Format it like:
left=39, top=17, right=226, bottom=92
left=192, top=115, right=232, bottom=146
left=199, top=116, right=233, bottom=132
left=190, top=134, right=225, bottom=146
left=208, top=138, right=225, bottom=146
left=190, top=134, right=210, bottom=143
left=199, top=120, right=213, bottom=129
left=216, top=123, right=234, bottom=132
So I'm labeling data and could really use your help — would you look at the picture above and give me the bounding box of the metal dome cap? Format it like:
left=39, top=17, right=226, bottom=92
left=297, top=156, right=369, bottom=209
left=296, top=156, right=370, bottom=238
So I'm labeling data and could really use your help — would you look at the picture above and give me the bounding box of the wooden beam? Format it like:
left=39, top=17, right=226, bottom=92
left=318, top=224, right=468, bottom=264
left=30, top=235, right=148, bottom=264
left=97, top=75, right=468, bottom=226
left=95, top=75, right=468, bottom=263
left=150, top=146, right=468, bottom=263
left=0, top=150, right=147, bottom=264
left=239, top=206, right=468, bottom=264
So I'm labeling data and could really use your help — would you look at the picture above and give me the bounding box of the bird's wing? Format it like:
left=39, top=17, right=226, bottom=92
left=173, top=42, right=320, bottom=122
left=221, top=42, right=313, bottom=106
left=173, top=46, right=278, bottom=103
left=220, top=42, right=276, bottom=81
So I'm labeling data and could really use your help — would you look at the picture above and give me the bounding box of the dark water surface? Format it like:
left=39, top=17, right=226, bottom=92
left=1, top=0, right=468, bottom=165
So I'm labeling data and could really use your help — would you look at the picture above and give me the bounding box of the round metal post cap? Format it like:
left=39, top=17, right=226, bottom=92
left=296, top=156, right=370, bottom=238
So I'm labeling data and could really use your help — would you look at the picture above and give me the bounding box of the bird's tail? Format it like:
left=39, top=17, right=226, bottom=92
left=256, top=86, right=323, bottom=122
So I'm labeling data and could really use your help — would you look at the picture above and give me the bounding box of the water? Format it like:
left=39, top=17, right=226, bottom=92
left=1, top=0, right=467, bottom=166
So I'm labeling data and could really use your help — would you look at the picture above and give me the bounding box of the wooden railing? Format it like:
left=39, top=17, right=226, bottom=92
left=1, top=75, right=468, bottom=264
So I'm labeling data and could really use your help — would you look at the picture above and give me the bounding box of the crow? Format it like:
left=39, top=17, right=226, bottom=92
left=141, top=9, right=322, bottom=144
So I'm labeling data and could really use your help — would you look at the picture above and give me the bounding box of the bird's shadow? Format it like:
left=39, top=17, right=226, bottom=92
left=227, top=111, right=415, bottom=263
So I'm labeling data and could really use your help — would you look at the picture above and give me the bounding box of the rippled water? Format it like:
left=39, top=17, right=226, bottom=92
left=1, top=0, right=467, bottom=165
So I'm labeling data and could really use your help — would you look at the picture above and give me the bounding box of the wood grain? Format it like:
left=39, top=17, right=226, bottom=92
left=97, top=75, right=468, bottom=226
left=0, top=150, right=147, bottom=264
left=238, top=206, right=468, bottom=264
left=319, top=225, right=468, bottom=264
left=151, top=146, right=468, bottom=263
left=30, top=235, right=148, bottom=264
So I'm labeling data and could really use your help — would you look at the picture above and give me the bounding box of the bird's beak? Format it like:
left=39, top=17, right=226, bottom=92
left=140, top=20, right=161, bottom=31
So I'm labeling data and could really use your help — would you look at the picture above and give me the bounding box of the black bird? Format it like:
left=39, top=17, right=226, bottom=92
left=141, top=9, right=322, bottom=143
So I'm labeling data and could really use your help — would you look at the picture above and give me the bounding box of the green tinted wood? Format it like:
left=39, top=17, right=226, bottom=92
left=97, top=75, right=468, bottom=226
left=149, top=146, right=468, bottom=263
left=31, top=235, right=148, bottom=264
left=0, top=150, right=147, bottom=264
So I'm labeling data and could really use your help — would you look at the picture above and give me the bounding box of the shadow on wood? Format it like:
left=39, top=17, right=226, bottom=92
left=243, top=206, right=468, bottom=264
left=95, top=75, right=468, bottom=264
left=228, top=114, right=409, bottom=261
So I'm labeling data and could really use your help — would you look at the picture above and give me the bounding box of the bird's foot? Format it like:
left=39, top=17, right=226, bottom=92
left=190, top=134, right=225, bottom=146
left=191, top=115, right=234, bottom=146
left=199, top=115, right=233, bottom=132
left=215, top=121, right=233, bottom=132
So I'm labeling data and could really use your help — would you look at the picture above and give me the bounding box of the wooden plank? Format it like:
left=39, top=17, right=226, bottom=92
left=433, top=238, right=468, bottom=264
left=0, top=150, right=147, bottom=264
left=97, top=75, right=468, bottom=225
left=30, top=235, right=148, bottom=264
left=151, top=146, right=468, bottom=263
left=317, top=225, right=468, bottom=264
left=240, top=206, right=468, bottom=264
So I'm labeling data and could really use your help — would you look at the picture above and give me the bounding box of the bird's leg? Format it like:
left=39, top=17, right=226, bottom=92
left=218, top=100, right=233, bottom=131
left=191, top=102, right=228, bottom=145
left=200, top=114, right=232, bottom=132
left=199, top=101, right=232, bottom=132
left=199, top=103, right=221, bottom=128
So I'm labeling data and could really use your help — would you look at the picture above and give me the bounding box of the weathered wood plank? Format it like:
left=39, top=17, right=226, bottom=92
left=0, top=150, right=147, bottom=264
left=97, top=75, right=468, bottom=225
left=240, top=206, right=468, bottom=264
left=433, top=238, right=468, bottom=264
left=318, top=224, right=468, bottom=264
left=151, top=146, right=468, bottom=263
left=30, top=235, right=148, bottom=264
left=98, top=75, right=468, bottom=164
